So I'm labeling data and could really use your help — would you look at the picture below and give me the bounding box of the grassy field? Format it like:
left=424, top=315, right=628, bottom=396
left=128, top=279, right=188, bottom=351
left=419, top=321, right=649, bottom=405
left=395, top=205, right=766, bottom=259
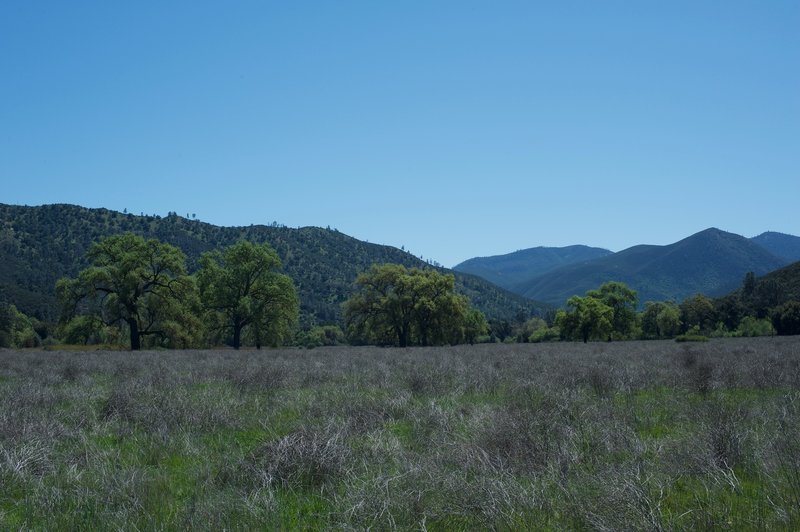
left=1, top=338, right=799, bottom=530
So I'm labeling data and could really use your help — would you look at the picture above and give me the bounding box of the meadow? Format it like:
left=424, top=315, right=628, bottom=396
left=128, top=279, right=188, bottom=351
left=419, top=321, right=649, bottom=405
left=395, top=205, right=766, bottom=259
left=1, top=338, right=799, bottom=530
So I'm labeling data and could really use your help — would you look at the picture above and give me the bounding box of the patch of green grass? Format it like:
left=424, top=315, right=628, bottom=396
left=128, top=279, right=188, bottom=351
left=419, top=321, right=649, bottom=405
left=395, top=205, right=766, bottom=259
left=386, top=419, right=415, bottom=448
left=662, top=473, right=776, bottom=529
left=617, top=387, right=690, bottom=439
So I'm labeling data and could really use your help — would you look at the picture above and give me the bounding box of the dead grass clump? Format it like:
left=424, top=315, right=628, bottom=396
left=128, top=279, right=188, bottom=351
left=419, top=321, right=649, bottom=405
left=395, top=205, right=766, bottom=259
left=247, top=425, right=351, bottom=491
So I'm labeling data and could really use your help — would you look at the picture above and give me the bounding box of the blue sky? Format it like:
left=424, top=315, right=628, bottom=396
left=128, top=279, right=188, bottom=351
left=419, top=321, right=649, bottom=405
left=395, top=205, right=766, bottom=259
left=2, top=1, right=798, bottom=267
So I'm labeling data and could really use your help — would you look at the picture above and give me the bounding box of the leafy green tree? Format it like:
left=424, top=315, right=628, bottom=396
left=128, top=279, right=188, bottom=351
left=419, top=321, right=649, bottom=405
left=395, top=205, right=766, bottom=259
left=0, top=303, right=40, bottom=348
left=735, top=316, right=775, bottom=337
left=680, top=294, right=716, bottom=334
left=463, top=308, right=489, bottom=345
left=197, top=241, right=298, bottom=349
left=344, top=264, right=482, bottom=347
left=556, top=295, right=613, bottom=343
left=714, top=295, right=745, bottom=331
left=57, top=233, right=195, bottom=350
left=641, top=301, right=682, bottom=339
left=514, top=317, right=547, bottom=343
left=587, top=281, right=638, bottom=340
left=656, top=303, right=682, bottom=339
left=771, top=301, right=800, bottom=336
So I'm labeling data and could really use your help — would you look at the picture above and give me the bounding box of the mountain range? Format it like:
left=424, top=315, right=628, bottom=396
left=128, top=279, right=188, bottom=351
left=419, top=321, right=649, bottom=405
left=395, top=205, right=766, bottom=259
left=455, top=229, right=800, bottom=306
left=0, top=204, right=546, bottom=324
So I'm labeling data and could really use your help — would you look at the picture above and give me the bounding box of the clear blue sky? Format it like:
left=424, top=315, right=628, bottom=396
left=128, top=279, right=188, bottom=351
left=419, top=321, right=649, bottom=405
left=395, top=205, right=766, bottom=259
left=2, top=1, right=798, bottom=267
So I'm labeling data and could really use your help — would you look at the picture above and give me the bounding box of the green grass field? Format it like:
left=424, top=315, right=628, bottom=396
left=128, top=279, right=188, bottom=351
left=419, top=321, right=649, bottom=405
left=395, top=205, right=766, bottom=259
left=1, top=338, right=799, bottom=530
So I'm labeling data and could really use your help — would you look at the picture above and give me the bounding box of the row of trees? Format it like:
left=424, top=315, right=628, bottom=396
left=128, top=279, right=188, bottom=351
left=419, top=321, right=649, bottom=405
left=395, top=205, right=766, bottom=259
left=546, top=277, right=800, bottom=343
left=54, top=235, right=487, bottom=350
left=58, top=234, right=298, bottom=350
left=9, top=231, right=797, bottom=350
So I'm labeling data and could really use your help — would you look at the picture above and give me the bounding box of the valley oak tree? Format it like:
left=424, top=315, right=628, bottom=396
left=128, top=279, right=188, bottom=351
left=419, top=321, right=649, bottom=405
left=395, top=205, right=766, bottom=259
left=640, top=301, right=682, bottom=339
left=197, top=241, right=298, bottom=349
left=556, top=281, right=638, bottom=342
left=556, top=295, right=613, bottom=343
left=56, top=233, right=197, bottom=350
left=344, top=264, right=487, bottom=347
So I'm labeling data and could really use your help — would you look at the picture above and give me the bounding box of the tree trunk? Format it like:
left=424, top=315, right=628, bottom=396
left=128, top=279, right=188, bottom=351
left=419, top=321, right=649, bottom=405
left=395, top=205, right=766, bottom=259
left=398, top=325, right=409, bottom=348
left=129, top=319, right=141, bottom=350
left=233, top=324, right=242, bottom=350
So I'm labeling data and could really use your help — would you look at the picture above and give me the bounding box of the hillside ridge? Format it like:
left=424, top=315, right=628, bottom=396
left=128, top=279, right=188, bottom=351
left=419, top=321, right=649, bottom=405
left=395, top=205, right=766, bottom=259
left=0, top=203, right=547, bottom=324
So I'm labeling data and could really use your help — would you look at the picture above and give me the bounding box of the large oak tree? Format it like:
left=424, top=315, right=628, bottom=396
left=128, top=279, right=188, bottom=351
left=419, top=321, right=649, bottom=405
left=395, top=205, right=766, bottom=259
left=57, top=233, right=196, bottom=350
left=344, top=264, right=486, bottom=347
left=197, top=241, right=298, bottom=349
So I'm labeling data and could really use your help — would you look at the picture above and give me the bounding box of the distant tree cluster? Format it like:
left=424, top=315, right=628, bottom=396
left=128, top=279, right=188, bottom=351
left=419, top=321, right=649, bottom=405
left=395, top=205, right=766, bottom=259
left=0, top=301, right=46, bottom=348
left=344, top=264, right=488, bottom=347
left=57, top=234, right=298, bottom=350
left=529, top=271, right=800, bottom=343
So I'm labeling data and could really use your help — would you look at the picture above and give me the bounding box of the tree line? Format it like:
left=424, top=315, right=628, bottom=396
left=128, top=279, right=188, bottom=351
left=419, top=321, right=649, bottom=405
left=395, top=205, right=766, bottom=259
left=2, top=232, right=799, bottom=349
left=502, top=276, right=800, bottom=343
left=30, top=233, right=485, bottom=350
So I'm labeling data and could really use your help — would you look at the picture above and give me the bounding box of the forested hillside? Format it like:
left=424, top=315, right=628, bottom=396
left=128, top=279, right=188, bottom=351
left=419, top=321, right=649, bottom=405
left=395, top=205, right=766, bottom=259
left=0, top=204, right=546, bottom=324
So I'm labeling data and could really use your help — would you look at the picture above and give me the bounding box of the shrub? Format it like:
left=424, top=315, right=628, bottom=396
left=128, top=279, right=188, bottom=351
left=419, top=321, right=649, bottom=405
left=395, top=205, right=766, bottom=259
left=248, top=426, right=350, bottom=490
left=735, top=316, right=775, bottom=337
left=675, top=334, right=709, bottom=343
left=530, top=326, right=560, bottom=343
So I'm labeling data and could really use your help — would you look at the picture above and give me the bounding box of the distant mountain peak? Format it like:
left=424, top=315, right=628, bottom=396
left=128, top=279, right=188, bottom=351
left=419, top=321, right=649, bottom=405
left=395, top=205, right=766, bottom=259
left=751, top=231, right=800, bottom=263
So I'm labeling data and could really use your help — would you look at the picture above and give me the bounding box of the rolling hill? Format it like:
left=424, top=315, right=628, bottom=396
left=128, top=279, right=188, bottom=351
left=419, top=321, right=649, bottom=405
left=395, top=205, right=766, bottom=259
left=515, top=228, right=788, bottom=306
left=0, top=204, right=548, bottom=324
left=453, top=245, right=612, bottom=291
left=750, top=231, right=800, bottom=263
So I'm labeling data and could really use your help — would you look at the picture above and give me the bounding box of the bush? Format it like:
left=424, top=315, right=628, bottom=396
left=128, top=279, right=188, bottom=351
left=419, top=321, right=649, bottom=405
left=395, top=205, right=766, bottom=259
left=675, top=334, right=709, bottom=343
left=529, top=326, right=560, bottom=343
left=735, top=316, right=775, bottom=337
left=296, top=325, right=347, bottom=348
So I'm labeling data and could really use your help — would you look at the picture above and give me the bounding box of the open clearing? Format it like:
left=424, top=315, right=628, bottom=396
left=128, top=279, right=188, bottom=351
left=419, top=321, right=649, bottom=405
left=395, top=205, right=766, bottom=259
left=1, top=338, right=799, bottom=529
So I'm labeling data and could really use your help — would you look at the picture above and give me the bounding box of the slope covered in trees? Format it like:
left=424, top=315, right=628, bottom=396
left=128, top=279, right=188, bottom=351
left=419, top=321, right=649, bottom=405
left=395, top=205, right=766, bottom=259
left=0, top=203, right=546, bottom=325
left=713, top=260, right=800, bottom=330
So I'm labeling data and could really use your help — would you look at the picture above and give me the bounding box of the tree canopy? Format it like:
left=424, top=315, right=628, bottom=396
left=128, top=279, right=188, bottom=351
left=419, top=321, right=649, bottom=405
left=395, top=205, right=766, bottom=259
left=56, top=233, right=197, bottom=350
left=344, top=264, right=487, bottom=347
left=556, top=281, right=637, bottom=342
left=640, top=301, right=682, bottom=339
left=197, top=241, right=298, bottom=349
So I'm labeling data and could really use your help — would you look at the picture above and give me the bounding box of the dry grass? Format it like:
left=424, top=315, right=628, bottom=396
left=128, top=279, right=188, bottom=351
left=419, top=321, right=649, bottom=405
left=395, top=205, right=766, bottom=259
left=0, top=337, right=799, bottom=529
